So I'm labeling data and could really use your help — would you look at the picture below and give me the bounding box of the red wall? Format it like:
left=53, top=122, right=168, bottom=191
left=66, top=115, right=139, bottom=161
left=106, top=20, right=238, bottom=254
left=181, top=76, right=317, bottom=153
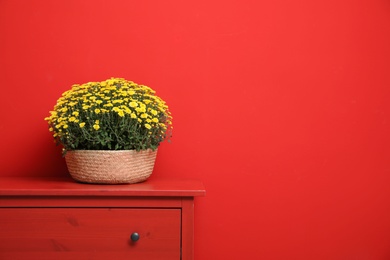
left=1, top=0, right=390, bottom=259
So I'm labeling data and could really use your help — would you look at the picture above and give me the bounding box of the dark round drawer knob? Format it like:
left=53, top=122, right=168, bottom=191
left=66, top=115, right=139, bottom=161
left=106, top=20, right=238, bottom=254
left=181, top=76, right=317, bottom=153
left=130, top=232, right=140, bottom=242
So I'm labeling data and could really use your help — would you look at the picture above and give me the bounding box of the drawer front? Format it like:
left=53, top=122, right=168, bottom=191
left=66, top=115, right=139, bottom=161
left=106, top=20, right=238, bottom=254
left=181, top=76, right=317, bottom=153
left=0, top=208, right=181, bottom=260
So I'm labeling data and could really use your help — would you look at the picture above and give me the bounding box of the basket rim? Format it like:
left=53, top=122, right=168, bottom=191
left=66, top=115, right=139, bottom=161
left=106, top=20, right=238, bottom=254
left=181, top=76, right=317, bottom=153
left=66, top=149, right=157, bottom=154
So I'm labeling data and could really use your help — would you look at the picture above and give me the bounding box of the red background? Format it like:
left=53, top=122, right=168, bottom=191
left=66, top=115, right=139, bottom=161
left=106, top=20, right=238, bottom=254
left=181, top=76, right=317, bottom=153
left=1, top=0, right=390, bottom=259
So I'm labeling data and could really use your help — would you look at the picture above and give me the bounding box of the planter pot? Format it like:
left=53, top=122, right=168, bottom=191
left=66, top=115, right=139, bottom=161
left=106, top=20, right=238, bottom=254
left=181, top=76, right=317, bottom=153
left=64, top=149, right=158, bottom=184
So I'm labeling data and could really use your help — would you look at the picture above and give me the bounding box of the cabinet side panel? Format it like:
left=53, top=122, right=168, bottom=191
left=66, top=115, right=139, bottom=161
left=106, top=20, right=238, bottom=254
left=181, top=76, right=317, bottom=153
left=181, top=197, right=195, bottom=260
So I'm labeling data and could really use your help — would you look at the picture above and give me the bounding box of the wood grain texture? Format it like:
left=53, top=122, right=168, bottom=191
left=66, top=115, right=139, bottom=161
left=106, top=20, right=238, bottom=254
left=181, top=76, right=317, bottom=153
left=0, top=177, right=206, bottom=197
left=0, top=208, right=180, bottom=259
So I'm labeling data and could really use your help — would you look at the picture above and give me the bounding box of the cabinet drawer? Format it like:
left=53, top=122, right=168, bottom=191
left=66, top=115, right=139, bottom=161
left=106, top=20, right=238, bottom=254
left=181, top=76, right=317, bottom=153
left=0, top=208, right=181, bottom=260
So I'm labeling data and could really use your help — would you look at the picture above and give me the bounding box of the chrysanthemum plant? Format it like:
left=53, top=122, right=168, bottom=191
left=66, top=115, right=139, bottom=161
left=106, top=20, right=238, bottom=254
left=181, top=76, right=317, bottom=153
left=45, top=78, right=172, bottom=155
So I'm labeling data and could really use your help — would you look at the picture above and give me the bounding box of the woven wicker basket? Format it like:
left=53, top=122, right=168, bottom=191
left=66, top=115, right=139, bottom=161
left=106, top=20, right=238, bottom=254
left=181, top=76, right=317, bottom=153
left=65, top=149, right=158, bottom=184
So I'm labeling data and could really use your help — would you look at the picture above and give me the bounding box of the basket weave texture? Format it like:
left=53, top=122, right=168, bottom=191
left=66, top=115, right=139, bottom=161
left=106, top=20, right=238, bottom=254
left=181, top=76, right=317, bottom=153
left=65, top=149, right=158, bottom=184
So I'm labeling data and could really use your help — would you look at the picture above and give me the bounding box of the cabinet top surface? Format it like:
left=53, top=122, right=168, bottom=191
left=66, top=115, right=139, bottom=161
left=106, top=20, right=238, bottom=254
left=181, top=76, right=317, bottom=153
left=0, top=176, right=206, bottom=197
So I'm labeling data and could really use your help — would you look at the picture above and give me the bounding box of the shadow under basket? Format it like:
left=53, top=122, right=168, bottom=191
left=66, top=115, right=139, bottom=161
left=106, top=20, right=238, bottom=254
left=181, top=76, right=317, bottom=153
left=64, top=149, right=158, bottom=184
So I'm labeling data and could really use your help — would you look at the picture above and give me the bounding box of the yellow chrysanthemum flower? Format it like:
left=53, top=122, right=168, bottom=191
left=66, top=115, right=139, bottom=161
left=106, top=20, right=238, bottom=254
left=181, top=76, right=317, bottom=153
left=150, top=109, right=158, bottom=116
left=129, top=101, right=138, bottom=108
left=124, top=107, right=131, bottom=114
left=140, top=113, right=148, bottom=119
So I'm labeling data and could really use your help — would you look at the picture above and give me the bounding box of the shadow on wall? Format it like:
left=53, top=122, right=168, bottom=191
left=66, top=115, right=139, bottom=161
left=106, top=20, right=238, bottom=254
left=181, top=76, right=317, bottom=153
left=9, top=134, right=69, bottom=177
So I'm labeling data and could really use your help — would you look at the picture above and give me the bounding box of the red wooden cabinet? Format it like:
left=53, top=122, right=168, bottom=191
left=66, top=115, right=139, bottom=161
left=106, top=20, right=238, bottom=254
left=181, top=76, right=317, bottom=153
left=0, top=177, right=205, bottom=260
